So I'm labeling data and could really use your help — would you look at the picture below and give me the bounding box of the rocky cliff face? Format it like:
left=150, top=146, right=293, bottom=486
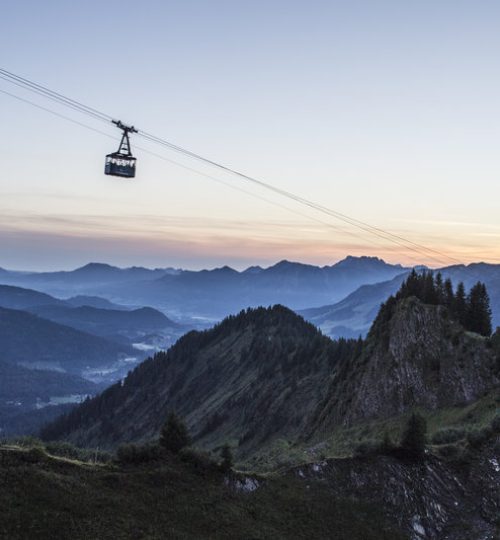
left=316, top=297, right=499, bottom=429
left=294, top=439, right=500, bottom=540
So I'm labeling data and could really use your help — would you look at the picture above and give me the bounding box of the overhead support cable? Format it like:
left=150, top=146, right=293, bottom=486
left=0, top=67, right=461, bottom=266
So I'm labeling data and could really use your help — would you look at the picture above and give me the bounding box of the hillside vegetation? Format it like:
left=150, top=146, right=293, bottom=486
left=0, top=444, right=402, bottom=540
left=42, top=274, right=499, bottom=469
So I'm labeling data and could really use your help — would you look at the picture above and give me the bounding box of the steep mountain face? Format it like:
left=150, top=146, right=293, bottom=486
left=300, top=272, right=408, bottom=338
left=29, top=305, right=179, bottom=342
left=41, top=306, right=359, bottom=452
left=0, top=362, right=97, bottom=436
left=0, top=307, right=136, bottom=376
left=294, top=440, right=499, bottom=540
left=44, top=297, right=499, bottom=458
left=0, top=284, right=65, bottom=310
left=314, top=297, right=499, bottom=429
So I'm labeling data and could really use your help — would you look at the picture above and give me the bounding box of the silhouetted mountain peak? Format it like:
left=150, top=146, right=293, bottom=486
left=73, top=263, right=118, bottom=274
left=334, top=255, right=402, bottom=270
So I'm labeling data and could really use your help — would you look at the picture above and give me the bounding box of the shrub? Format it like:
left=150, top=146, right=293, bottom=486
left=45, top=441, right=81, bottom=459
left=116, top=443, right=163, bottom=464
left=431, top=427, right=466, bottom=445
left=490, top=414, right=500, bottom=433
left=436, top=444, right=460, bottom=458
left=353, top=439, right=381, bottom=457
left=220, top=444, right=233, bottom=472
left=179, top=448, right=217, bottom=474
left=5, top=436, right=45, bottom=449
left=380, top=431, right=395, bottom=454
left=21, top=447, right=46, bottom=463
left=160, top=413, right=191, bottom=454
left=467, top=427, right=493, bottom=449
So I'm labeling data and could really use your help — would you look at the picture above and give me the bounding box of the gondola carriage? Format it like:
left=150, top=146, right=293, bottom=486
left=105, top=120, right=137, bottom=178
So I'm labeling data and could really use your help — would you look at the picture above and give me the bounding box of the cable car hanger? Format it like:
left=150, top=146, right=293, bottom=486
left=0, top=66, right=461, bottom=265
left=104, top=120, right=138, bottom=178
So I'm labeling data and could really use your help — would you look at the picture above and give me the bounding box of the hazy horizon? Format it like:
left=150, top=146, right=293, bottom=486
left=1, top=253, right=494, bottom=274
left=2, top=1, right=500, bottom=269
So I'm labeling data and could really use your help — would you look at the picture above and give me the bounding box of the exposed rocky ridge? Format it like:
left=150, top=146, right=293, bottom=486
left=43, top=299, right=499, bottom=462
left=294, top=439, right=500, bottom=540
left=313, top=298, right=499, bottom=430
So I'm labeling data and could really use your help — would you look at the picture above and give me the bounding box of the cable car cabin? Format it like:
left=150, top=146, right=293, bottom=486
left=105, top=120, right=138, bottom=178
left=105, top=153, right=136, bottom=178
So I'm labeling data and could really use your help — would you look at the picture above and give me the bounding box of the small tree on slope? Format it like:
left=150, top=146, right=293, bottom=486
left=160, top=413, right=191, bottom=454
left=400, top=412, right=427, bottom=458
left=220, top=444, right=234, bottom=472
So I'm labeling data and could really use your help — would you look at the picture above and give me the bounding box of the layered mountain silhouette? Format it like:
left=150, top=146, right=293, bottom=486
left=42, top=289, right=499, bottom=457
left=0, top=257, right=407, bottom=317
left=0, top=307, right=135, bottom=375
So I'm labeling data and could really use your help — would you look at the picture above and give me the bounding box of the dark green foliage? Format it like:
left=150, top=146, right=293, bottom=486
left=443, top=278, right=454, bottom=308
left=220, top=444, right=234, bottom=472
left=370, top=270, right=493, bottom=338
left=454, top=282, right=467, bottom=327
left=400, top=413, right=427, bottom=458
left=465, top=282, right=492, bottom=336
left=116, top=443, right=163, bottom=464
left=466, top=426, right=493, bottom=449
left=0, top=445, right=404, bottom=540
left=2, top=437, right=111, bottom=463
left=160, top=413, right=191, bottom=454
left=179, top=448, right=219, bottom=474
left=490, top=414, right=500, bottom=433
left=436, top=444, right=460, bottom=458
left=353, top=439, right=382, bottom=457
left=380, top=431, right=395, bottom=454
left=41, top=306, right=361, bottom=454
left=431, top=427, right=466, bottom=445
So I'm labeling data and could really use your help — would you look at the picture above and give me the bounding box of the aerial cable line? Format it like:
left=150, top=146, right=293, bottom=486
left=0, top=67, right=460, bottom=265
left=3, top=87, right=422, bottom=264
left=137, top=130, right=461, bottom=265
left=0, top=68, right=111, bottom=123
left=138, top=131, right=458, bottom=266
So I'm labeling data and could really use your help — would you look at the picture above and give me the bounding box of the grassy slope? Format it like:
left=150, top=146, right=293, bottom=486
left=241, top=387, right=500, bottom=471
left=0, top=446, right=404, bottom=540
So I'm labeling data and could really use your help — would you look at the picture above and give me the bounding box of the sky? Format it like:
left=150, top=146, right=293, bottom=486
left=1, top=0, right=500, bottom=271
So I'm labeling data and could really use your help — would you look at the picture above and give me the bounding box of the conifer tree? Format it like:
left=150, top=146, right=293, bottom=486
left=220, top=444, right=233, bottom=472
left=435, top=272, right=444, bottom=304
left=466, top=282, right=492, bottom=336
left=422, top=272, right=438, bottom=304
left=453, top=282, right=467, bottom=326
left=400, top=412, right=427, bottom=458
left=443, top=278, right=454, bottom=308
left=160, top=413, right=191, bottom=454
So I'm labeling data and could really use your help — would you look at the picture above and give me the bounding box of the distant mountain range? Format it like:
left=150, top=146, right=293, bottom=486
left=0, top=257, right=408, bottom=318
left=0, top=284, right=184, bottom=346
left=0, top=283, right=188, bottom=436
left=0, top=307, right=135, bottom=376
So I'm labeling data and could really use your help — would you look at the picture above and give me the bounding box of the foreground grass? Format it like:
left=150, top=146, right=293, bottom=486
left=0, top=445, right=404, bottom=540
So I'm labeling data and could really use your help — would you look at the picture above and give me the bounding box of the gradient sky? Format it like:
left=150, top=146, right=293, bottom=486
left=1, top=0, right=500, bottom=270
